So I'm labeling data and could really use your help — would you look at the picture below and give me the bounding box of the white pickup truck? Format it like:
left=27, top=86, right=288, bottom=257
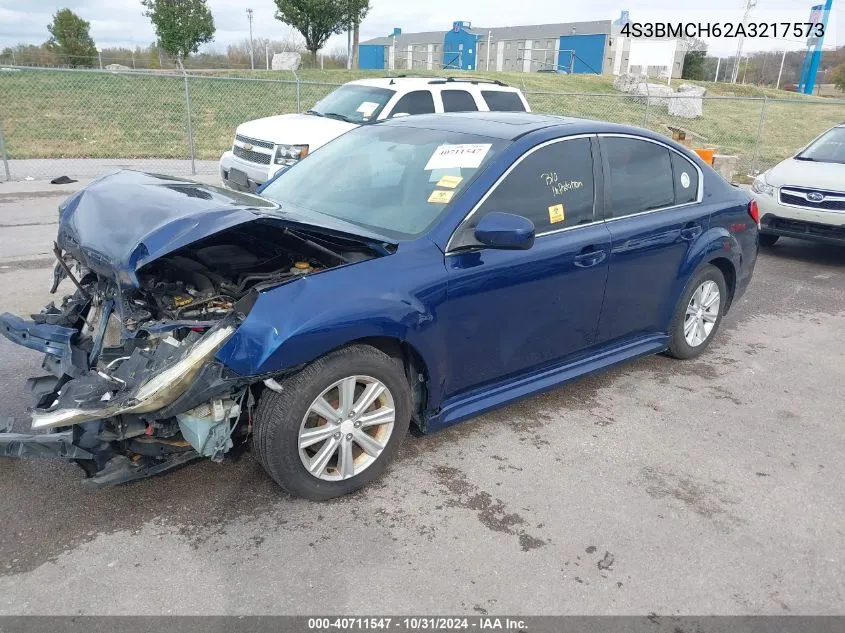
left=219, top=76, right=531, bottom=192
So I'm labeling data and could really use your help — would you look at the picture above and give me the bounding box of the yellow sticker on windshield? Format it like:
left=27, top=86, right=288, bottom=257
left=428, top=189, right=455, bottom=204
left=436, top=175, right=464, bottom=189
left=548, top=203, right=565, bottom=224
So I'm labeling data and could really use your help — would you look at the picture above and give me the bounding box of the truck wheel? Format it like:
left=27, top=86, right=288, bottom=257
left=253, top=344, right=411, bottom=500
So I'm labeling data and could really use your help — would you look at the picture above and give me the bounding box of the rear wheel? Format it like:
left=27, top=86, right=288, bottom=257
left=666, top=264, right=727, bottom=360
left=759, top=233, right=779, bottom=247
left=253, top=344, right=411, bottom=500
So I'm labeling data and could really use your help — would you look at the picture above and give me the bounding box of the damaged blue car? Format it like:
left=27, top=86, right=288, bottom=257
left=0, top=113, right=758, bottom=499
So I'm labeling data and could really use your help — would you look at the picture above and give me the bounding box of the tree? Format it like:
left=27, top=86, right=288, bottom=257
left=45, top=9, right=97, bottom=67
left=681, top=39, right=707, bottom=81
left=140, top=0, right=215, bottom=69
left=833, top=62, right=845, bottom=92
left=273, top=0, right=370, bottom=63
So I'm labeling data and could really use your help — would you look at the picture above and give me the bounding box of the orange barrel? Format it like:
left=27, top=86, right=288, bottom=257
left=693, top=147, right=716, bottom=164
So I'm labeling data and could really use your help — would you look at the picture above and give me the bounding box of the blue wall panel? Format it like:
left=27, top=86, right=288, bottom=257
left=443, top=22, right=479, bottom=70
left=359, top=44, right=385, bottom=70
left=557, top=34, right=606, bottom=74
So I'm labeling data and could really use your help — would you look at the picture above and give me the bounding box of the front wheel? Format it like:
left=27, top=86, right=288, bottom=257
left=253, top=344, right=411, bottom=500
left=666, top=264, right=728, bottom=360
left=759, top=233, right=779, bottom=247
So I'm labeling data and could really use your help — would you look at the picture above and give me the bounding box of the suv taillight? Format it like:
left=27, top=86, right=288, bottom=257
left=748, top=200, right=760, bottom=226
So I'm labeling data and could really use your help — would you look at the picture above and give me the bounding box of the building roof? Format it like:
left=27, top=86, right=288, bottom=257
left=362, top=20, right=613, bottom=47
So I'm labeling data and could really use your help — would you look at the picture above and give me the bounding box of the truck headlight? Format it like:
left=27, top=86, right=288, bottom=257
left=274, top=144, right=309, bottom=166
left=752, top=173, right=774, bottom=197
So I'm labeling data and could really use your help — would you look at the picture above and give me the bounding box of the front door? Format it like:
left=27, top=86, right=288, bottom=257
left=440, top=136, right=611, bottom=399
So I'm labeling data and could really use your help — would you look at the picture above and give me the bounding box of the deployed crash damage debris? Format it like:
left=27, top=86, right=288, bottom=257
left=0, top=171, right=383, bottom=487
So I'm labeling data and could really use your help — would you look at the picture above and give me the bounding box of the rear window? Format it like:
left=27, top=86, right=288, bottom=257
left=441, top=90, right=479, bottom=112
left=482, top=90, right=526, bottom=112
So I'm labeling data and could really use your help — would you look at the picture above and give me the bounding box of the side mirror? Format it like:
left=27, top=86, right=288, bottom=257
left=474, top=212, right=535, bottom=250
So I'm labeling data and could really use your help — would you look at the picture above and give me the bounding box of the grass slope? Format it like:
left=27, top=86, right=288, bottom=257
left=0, top=67, right=841, bottom=176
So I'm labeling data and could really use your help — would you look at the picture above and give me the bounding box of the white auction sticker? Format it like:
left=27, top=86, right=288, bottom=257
left=425, top=144, right=492, bottom=170
left=356, top=101, right=380, bottom=116
left=680, top=172, right=690, bottom=189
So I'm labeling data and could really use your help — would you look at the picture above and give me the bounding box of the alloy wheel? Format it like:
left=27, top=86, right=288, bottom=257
left=298, top=375, right=396, bottom=481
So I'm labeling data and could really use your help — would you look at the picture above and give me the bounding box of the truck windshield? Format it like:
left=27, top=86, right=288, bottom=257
left=796, top=126, right=845, bottom=164
left=308, top=85, right=395, bottom=124
left=260, top=125, right=507, bottom=240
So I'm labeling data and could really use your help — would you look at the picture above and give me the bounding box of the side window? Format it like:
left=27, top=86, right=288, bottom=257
left=475, top=138, right=595, bottom=233
left=441, top=90, right=479, bottom=112
left=602, top=137, right=674, bottom=218
left=671, top=152, right=699, bottom=205
left=390, top=91, right=435, bottom=116
left=481, top=90, right=526, bottom=112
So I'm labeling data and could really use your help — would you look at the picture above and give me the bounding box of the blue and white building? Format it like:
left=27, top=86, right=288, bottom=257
left=359, top=15, right=687, bottom=78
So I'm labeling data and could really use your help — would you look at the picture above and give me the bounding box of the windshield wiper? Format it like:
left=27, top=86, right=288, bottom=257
left=794, top=155, right=817, bottom=161
left=322, top=112, right=355, bottom=123
left=305, top=109, right=324, bottom=117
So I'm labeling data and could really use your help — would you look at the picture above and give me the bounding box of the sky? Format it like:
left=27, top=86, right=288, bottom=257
left=0, top=0, right=841, bottom=57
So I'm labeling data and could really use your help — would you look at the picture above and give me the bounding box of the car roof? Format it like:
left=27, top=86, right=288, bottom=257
left=347, top=77, right=522, bottom=92
left=375, top=111, right=651, bottom=141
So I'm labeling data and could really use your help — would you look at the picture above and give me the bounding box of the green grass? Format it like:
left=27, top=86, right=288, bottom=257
left=1, top=67, right=842, bottom=175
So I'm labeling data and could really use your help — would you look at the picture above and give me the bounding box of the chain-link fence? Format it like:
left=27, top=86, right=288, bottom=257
left=1, top=65, right=843, bottom=183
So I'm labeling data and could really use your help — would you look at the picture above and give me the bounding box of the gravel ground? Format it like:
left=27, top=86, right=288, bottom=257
left=0, top=179, right=842, bottom=615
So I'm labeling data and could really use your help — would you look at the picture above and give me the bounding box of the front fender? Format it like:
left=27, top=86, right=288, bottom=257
left=215, top=245, right=448, bottom=382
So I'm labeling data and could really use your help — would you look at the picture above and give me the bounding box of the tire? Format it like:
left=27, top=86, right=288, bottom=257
left=253, top=344, right=411, bottom=500
left=759, top=233, right=779, bottom=247
left=666, top=264, right=728, bottom=360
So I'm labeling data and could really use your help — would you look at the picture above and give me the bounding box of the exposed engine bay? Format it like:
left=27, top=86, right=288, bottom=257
left=0, top=219, right=381, bottom=487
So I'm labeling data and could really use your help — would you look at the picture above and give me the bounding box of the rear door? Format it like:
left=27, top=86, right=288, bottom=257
left=595, top=135, right=707, bottom=344
left=441, top=136, right=611, bottom=397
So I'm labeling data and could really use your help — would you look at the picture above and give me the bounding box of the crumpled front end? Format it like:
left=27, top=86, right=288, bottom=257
left=0, top=176, right=382, bottom=486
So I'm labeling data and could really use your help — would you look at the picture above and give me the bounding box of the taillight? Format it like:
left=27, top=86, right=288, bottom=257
left=748, top=200, right=760, bottom=225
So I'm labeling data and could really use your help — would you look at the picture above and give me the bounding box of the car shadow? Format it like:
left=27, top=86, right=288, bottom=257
left=762, top=238, right=845, bottom=267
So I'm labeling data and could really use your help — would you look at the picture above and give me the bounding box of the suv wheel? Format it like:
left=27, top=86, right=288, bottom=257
left=253, top=344, right=411, bottom=500
left=759, top=233, right=779, bottom=247
left=666, top=264, right=728, bottom=360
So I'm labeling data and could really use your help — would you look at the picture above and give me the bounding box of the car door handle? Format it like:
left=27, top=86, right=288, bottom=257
left=680, top=224, right=703, bottom=241
left=573, top=248, right=607, bottom=268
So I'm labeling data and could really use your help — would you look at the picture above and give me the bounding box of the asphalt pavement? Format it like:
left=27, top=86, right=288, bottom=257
left=0, top=177, right=842, bottom=615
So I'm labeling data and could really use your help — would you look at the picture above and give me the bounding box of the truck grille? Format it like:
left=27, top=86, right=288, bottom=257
left=233, top=145, right=271, bottom=165
left=779, top=187, right=845, bottom=212
left=235, top=134, right=274, bottom=150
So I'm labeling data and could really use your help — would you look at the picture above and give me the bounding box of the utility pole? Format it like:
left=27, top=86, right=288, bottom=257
left=715, top=57, right=721, bottom=81
left=265, top=42, right=270, bottom=70
left=731, top=0, right=756, bottom=83
left=742, top=56, right=749, bottom=83
left=776, top=49, right=786, bottom=89
left=246, top=8, right=255, bottom=70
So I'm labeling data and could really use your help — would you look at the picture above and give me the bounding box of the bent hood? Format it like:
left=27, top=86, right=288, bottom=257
left=56, top=170, right=389, bottom=286
left=236, top=113, right=358, bottom=150
left=766, top=158, right=845, bottom=191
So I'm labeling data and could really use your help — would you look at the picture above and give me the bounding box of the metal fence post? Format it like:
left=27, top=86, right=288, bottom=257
left=749, top=96, right=768, bottom=176
left=0, top=125, right=11, bottom=182
left=182, top=72, right=197, bottom=176
left=642, top=82, right=650, bottom=128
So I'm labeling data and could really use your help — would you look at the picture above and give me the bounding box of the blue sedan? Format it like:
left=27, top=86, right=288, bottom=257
left=0, top=112, right=758, bottom=499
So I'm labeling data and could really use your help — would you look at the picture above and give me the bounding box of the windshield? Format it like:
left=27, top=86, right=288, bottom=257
left=308, top=85, right=396, bottom=124
left=260, top=125, right=508, bottom=240
left=796, top=126, right=845, bottom=164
